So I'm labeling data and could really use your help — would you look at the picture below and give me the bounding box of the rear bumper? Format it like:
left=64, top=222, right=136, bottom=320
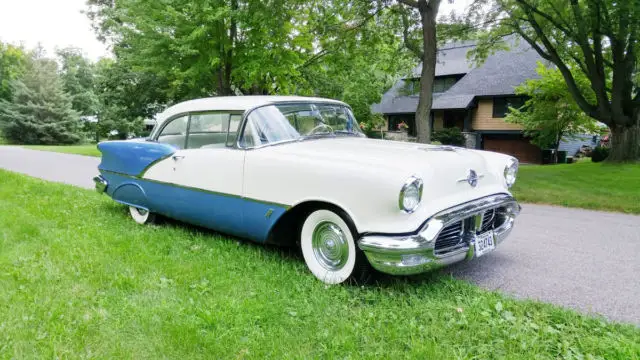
left=357, top=194, right=520, bottom=275
left=93, top=175, right=108, bottom=193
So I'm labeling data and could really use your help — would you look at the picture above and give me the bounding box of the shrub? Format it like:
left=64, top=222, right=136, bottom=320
left=432, top=128, right=466, bottom=146
left=591, top=146, right=609, bottom=162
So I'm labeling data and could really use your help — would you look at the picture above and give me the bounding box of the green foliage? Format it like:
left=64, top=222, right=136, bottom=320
left=0, top=55, right=81, bottom=145
left=56, top=48, right=100, bottom=116
left=470, top=0, right=640, bottom=161
left=93, top=58, right=164, bottom=139
left=1, top=169, right=639, bottom=358
left=591, top=147, right=610, bottom=163
left=505, top=64, right=600, bottom=150
left=360, top=113, right=386, bottom=138
left=0, top=42, right=27, bottom=102
left=86, top=0, right=411, bottom=123
left=432, top=127, right=466, bottom=146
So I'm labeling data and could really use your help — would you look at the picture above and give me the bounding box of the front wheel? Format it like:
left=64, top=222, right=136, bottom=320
left=128, top=206, right=157, bottom=225
left=300, top=209, right=372, bottom=284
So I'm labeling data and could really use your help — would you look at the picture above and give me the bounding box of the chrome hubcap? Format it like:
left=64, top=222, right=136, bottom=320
left=312, top=222, right=349, bottom=271
left=136, top=208, right=148, bottom=216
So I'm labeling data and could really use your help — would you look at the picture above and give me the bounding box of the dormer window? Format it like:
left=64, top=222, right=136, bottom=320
left=404, top=75, right=463, bottom=95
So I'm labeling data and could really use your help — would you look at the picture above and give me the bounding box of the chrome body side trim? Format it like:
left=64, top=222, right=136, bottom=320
left=358, top=194, right=520, bottom=275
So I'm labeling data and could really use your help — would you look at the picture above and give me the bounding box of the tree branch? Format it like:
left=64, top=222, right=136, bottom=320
left=514, top=0, right=574, bottom=38
left=519, top=8, right=600, bottom=120
left=401, top=9, right=424, bottom=59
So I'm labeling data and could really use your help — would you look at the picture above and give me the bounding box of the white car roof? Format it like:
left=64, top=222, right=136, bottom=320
left=157, top=96, right=347, bottom=123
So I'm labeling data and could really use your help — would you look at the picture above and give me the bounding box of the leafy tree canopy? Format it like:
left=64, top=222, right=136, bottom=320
left=467, top=0, right=640, bottom=161
left=0, top=53, right=81, bottom=144
left=56, top=48, right=100, bottom=116
left=86, top=0, right=412, bottom=123
left=505, top=63, right=602, bottom=151
left=0, top=42, right=27, bottom=102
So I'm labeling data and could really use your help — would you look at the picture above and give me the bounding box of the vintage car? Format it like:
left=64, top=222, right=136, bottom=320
left=94, top=96, right=520, bottom=284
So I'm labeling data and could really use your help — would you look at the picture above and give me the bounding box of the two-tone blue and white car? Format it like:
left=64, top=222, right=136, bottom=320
left=94, top=96, right=520, bottom=284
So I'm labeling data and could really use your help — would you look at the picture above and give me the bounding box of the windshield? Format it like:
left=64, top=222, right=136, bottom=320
left=239, top=102, right=363, bottom=147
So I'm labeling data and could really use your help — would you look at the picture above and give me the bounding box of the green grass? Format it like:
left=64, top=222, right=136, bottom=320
left=512, top=160, right=640, bottom=214
left=20, top=144, right=101, bottom=157
left=0, top=170, right=638, bottom=359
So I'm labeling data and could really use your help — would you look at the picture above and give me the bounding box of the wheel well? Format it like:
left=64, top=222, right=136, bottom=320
left=266, top=201, right=356, bottom=247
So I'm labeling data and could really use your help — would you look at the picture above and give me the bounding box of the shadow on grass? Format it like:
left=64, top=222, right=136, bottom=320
left=99, top=202, right=448, bottom=290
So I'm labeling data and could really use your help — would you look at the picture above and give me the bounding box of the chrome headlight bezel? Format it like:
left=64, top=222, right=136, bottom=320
left=504, top=158, right=519, bottom=188
left=399, top=176, right=424, bottom=213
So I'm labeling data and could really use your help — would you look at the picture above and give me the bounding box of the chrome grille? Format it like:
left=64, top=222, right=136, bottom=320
left=433, top=206, right=510, bottom=256
left=480, top=209, right=496, bottom=233
left=434, top=221, right=464, bottom=254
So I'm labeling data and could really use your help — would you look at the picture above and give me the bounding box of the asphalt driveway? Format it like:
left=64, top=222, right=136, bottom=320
left=1, top=146, right=639, bottom=324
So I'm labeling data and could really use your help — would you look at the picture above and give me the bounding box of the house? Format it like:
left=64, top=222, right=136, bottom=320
left=372, top=40, right=546, bottom=163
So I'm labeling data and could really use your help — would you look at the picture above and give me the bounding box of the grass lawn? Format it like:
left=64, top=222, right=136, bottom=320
left=512, top=160, right=640, bottom=214
left=0, top=170, right=638, bottom=359
left=20, top=144, right=101, bottom=157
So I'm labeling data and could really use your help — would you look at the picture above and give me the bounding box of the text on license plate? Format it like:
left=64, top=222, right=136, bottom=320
left=474, top=231, right=495, bottom=257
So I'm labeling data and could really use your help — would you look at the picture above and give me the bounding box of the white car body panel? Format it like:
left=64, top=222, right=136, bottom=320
left=243, top=137, right=513, bottom=234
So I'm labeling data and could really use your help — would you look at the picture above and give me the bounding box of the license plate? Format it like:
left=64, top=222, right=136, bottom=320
left=474, top=231, right=495, bottom=257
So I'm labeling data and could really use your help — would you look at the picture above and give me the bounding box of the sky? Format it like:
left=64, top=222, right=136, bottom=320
left=0, top=0, right=472, bottom=62
left=0, top=0, right=109, bottom=61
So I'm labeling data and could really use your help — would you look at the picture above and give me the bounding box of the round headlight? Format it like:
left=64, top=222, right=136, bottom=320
left=399, top=176, right=423, bottom=213
left=504, top=158, right=519, bottom=188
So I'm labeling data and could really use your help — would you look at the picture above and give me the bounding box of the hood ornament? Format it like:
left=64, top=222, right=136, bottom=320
left=458, top=169, right=483, bottom=187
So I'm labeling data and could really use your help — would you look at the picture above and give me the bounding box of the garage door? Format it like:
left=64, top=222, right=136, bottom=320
left=483, top=137, right=542, bottom=164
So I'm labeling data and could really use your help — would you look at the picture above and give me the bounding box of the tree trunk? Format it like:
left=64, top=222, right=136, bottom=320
left=414, top=7, right=437, bottom=144
left=608, top=116, right=640, bottom=162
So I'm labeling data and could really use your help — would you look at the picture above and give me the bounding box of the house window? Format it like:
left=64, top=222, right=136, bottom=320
left=433, top=76, right=459, bottom=93
left=404, top=75, right=461, bottom=95
left=493, top=96, right=527, bottom=118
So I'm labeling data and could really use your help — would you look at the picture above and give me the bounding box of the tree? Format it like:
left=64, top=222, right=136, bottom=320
left=505, top=63, right=601, bottom=160
left=473, top=0, right=640, bottom=161
left=0, top=54, right=81, bottom=144
left=395, top=0, right=444, bottom=143
left=87, top=0, right=315, bottom=97
left=93, top=58, right=167, bottom=140
left=86, top=0, right=411, bottom=125
left=56, top=48, right=99, bottom=116
left=0, top=42, right=27, bottom=102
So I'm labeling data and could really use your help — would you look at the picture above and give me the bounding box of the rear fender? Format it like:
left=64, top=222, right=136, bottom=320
left=97, top=140, right=176, bottom=176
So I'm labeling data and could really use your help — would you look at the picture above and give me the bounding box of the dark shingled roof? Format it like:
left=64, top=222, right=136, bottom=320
left=373, top=39, right=546, bottom=113
left=412, top=41, right=476, bottom=77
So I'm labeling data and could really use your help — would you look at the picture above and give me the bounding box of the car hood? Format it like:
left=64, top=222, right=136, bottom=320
left=265, top=136, right=492, bottom=173
left=262, top=136, right=509, bottom=199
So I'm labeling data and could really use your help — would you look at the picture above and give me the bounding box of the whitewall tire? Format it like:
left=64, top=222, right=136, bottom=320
left=128, top=206, right=156, bottom=225
left=300, top=209, right=371, bottom=284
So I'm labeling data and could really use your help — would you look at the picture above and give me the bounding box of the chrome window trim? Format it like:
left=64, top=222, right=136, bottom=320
left=235, top=100, right=358, bottom=150
left=151, top=110, right=245, bottom=150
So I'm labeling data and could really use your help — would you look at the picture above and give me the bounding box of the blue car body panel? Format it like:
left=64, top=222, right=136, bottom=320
left=98, top=141, right=288, bottom=242
left=98, top=140, right=176, bottom=176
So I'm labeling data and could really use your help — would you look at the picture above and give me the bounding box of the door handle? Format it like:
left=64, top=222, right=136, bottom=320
left=172, top=155, right=185, bottom=161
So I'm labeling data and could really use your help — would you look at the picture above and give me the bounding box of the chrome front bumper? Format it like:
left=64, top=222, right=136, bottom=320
left=93, top=175, right=108, bottom=193
left=358, top=194, right=520, bottom=275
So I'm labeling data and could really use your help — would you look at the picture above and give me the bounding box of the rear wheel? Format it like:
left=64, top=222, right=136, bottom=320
left=300, top=209, right=372, bottom=284
left=128, top=206, right=157, bottom=225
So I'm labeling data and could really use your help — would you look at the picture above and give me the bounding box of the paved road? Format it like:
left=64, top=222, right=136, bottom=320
left=1, top=146, right=639, bottom=324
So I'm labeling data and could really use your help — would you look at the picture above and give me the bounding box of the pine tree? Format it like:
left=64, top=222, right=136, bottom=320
left=0, top=55, right=81, bottom=145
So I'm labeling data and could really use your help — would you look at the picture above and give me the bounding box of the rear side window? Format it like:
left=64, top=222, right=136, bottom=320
left=186, top=112, right=242, bottom=149
left=157, top=115, right=188, bottom=149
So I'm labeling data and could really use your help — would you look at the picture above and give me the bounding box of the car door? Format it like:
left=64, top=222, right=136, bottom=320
left=145, top=112, right=246, bottom=236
